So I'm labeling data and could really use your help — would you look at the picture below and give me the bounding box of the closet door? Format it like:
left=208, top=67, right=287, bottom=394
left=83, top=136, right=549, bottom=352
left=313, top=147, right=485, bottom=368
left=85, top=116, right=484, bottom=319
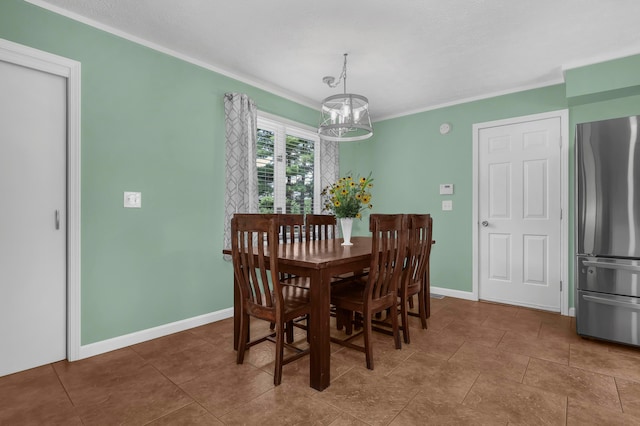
left=0, top=59, right=67, bottom=376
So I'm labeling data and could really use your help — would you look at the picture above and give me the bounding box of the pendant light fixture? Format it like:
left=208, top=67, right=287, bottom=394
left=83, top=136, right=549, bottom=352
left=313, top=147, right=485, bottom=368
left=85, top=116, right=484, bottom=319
left=318, top=54, right=373, bottom=142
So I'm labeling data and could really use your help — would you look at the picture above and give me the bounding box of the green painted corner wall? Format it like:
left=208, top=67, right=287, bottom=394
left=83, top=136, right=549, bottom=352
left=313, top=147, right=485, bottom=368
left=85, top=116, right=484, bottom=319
left=0, top=0, right=317, bottom=344
left=342, top=71, right=640, bottom=306
left=566, top=54, right=640, bottom=100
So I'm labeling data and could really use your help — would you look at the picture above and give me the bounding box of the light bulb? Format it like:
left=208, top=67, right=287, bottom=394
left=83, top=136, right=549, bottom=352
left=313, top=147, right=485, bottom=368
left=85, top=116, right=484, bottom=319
left=342, top=104, right=350, bottom=118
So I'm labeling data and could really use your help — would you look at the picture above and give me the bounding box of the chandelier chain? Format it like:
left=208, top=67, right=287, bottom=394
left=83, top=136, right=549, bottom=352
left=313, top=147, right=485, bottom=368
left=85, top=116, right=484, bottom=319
left=325, top=53, right=348, bottom=93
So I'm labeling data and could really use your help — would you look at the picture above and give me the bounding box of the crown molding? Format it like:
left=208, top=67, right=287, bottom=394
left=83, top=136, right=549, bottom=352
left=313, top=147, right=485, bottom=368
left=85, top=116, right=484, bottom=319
left=25, top=0, right=319, bottom=111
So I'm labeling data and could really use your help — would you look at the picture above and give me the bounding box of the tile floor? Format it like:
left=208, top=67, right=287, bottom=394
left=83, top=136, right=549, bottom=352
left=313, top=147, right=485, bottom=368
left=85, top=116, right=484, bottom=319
left=3, top=297, right=640, bottom=425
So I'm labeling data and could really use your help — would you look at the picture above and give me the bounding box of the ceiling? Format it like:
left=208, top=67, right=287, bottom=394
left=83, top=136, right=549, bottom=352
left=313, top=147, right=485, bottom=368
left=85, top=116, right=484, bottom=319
left=31, top=0, right=640, bottom=121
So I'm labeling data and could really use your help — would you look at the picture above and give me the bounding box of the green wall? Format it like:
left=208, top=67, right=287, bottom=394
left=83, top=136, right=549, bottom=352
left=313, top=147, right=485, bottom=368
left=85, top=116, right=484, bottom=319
left=4, top=0, right=640, bottom=347
left=0, top=0, right=317, bottom=344
left=342, top=57, right=640, bottom=307
left=341, top=85, right=569, bottom=293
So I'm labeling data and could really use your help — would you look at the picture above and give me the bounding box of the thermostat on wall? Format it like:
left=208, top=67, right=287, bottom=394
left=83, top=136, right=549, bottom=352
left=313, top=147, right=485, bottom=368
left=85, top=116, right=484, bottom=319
left=439, top=184, right=454, bottom=195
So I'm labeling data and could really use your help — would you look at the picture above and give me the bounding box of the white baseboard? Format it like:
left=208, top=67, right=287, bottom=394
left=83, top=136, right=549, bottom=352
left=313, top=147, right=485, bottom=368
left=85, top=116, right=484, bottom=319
left=430, top=286, right=477, bottom=301
left=75, top=299, right=577, bottom=360
left=78, top=308, right=234, bottom=360
left=431, top=285, right=577, bottom=318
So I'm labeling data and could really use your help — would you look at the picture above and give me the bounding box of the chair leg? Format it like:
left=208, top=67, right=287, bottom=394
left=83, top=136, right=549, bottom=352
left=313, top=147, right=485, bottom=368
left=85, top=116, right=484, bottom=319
left=418, top=290, right=428, bottom=329
left=274, top=321, right=284, bottom=386
left=390, top=302, right=402, bottom=350
left=336, top=308, right=348, bottom=332
left=347, top=310, right=354, bottom=335
left=401, top=296, right=410, bottom=344
left=237, top=313, right=249, bottom=364
left=408, top=294, right=415, bottom=309
left=353, top=312, right=363, bottom=330
left=336, top=308, right=353, bottom=335
left=363, top=313, right=374, bottom=370
left=285, top=320, right=294, bottom=343
left=336, top=312, right=344, bottom=331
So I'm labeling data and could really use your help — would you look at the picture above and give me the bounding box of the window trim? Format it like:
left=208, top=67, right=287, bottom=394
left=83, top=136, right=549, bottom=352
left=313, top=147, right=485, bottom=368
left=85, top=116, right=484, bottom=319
left=257, top=111, right=321, bottom=214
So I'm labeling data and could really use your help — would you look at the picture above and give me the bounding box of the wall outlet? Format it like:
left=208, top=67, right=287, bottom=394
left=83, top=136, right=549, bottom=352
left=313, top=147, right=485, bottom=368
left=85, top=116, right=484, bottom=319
left=442, top=200, right=453, bottom=211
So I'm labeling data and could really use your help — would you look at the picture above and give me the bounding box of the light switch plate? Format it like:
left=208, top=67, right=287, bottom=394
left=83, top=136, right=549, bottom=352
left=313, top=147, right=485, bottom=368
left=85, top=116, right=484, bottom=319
left=124, top=191, right=141, bottom=208
left=442, top=200, right=453, bottom=211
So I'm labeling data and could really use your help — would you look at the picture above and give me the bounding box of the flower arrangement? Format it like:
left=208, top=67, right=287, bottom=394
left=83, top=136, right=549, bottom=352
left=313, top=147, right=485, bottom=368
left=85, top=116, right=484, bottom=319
left=321, top=172, right=374, bottom=219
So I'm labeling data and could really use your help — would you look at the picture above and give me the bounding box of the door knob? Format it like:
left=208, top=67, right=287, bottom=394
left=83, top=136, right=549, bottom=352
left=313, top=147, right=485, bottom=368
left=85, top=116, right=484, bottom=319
left=481, top=220, right=489, bottom=227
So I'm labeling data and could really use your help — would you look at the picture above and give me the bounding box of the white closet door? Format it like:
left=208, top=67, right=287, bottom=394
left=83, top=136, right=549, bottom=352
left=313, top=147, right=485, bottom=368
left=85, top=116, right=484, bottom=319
left=0, top=59, right=67, bottom=376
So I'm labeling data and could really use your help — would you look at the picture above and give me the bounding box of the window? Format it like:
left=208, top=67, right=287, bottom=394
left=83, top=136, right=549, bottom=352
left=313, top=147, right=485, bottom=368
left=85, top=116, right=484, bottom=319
left=257, top=113, right=320, bottom=214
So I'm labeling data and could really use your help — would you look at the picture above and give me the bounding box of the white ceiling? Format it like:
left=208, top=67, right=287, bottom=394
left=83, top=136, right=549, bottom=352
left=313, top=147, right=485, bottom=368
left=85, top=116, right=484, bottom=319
left=30, top=0, right=640, bottom=121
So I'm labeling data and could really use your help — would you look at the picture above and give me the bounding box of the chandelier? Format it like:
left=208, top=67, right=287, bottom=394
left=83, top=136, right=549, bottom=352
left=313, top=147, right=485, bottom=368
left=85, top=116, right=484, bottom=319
left=318, top=54, right=373, bottom=142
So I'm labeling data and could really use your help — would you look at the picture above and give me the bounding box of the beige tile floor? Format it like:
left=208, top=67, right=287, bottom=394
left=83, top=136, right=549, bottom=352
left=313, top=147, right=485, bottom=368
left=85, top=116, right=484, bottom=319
left=3, top=297, right=640, bottom=425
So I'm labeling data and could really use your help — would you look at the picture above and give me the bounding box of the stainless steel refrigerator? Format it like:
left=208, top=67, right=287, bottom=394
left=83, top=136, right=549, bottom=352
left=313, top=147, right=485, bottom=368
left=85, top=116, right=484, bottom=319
left=576, top=115, right=640, bottom=346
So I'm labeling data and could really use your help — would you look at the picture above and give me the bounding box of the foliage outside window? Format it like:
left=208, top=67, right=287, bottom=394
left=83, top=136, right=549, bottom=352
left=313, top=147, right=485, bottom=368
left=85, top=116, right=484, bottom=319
left=257, top=114, right=319, bottom=214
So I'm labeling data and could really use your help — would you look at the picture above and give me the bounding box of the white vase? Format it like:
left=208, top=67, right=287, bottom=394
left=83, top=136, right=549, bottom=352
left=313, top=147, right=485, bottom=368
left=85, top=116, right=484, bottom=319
left=340, top=217, right=354, bottom=246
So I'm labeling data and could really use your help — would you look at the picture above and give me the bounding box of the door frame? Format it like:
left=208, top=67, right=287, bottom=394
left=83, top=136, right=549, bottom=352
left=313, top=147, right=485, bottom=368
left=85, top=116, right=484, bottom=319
left=0, top=38, right=81, bottom=360
left=472, top=110, right=569, bottom=315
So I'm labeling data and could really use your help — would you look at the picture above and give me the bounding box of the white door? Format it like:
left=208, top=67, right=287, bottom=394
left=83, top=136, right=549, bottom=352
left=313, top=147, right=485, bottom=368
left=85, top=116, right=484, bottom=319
left=478, top=117, right=562, bottom=311
left=0, top=59, right=67, bottom=376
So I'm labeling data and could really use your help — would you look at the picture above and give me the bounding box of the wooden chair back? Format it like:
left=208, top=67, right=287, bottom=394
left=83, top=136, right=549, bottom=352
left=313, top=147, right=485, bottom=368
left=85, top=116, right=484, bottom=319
left=365, top=214, right=408, bottom=310
left=278, top=214, right=305, bottom=243
left=398, top=214, right=433, bottom=341
left=404, top=214, right=433, bottom=292
left=229, top=213, right=304, bottom=244
left=305, top=214, right=337, bottom=241
left=231, top=214, right=282, bottom=322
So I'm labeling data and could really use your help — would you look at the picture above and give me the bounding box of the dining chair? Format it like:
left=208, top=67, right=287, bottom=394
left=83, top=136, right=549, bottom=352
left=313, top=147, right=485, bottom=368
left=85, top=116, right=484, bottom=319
left=232, top=213, right=307, bottom=335
left=330, top=213, right=407, bottom=369
left=276, top=214, right=305, bottom=282
left=278, top=213, right=305, bottom=243
left=305, top=214, right=337, bottom=241
left=231, top=214, right=311, bottom=385
left=398, top=214, right=433, bottom=344
left=228, top=213, right=304, bottom=244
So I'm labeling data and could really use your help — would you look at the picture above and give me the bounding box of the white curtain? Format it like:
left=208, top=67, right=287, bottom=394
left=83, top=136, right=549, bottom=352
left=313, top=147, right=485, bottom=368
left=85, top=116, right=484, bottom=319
left=223, top=93, right=258, bottom=253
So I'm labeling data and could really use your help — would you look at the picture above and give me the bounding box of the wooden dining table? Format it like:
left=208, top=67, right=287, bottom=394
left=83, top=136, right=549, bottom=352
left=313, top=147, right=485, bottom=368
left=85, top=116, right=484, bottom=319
left=225, top=235, right=431, bottom=391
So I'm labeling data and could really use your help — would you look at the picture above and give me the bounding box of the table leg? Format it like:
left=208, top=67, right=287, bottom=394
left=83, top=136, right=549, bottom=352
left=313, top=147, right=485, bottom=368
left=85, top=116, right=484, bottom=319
left=309, top=268, right=331, bottom=391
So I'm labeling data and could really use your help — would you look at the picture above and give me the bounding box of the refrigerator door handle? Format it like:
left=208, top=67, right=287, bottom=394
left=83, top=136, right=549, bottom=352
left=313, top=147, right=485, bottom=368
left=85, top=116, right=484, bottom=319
left=582, top=294, right=640, bottom=311
left=583, top=260, right=640, bottom=273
